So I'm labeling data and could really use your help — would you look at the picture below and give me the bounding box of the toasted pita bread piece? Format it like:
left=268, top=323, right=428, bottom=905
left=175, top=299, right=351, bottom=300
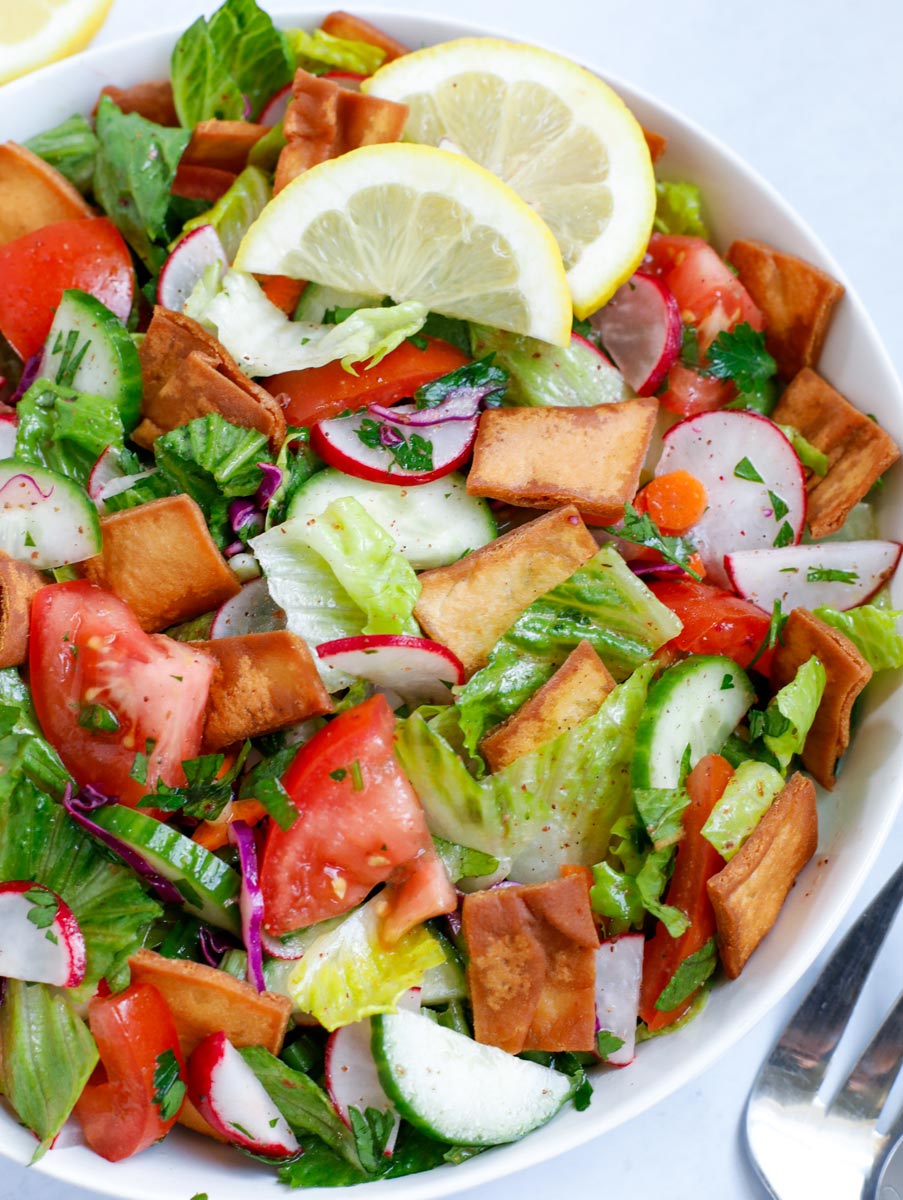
left=0, top=142, right=93, bottom=246
left=727, top=240, right=844, bottom=380
left=171, top=163, right=237, bottom=203
left=771, top=368, right=900, bottom=538
left=463, top=874, right=598, bottom=1054
left=97, top=81, right=178, bottom=126
left=81, top=494, right=241, bottom=632
left=0, top=551, right=44, bottom=668
left=770, top=608, right=872, bottom=789
left=181, top=120, right=269, bottom=174
left=275, top=68, right=408, bottom=191
left=129, top=949, right=292, bottom=1139
left=642, top=127, right=666, bottom=162
left=481, top=641, right=615, bottom=772
left=136, top=307, right=286, bottom=452
left=320, top=10, right=410, bottom=59
left=707, top=772, right=817, bottom=978
left=193, top=630, right=333, bottom=751
left=414, top=506, right=598, bottom=676
left=467, top=399, right=658, bottom=523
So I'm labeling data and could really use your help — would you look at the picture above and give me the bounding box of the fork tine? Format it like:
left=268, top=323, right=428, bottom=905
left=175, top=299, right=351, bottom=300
left=758, top=860, right=903, bottom=1099
left=830, top=988, right=903, bottom=1123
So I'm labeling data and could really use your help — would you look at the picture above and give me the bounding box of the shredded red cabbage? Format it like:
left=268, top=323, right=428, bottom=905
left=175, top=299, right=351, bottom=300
left=255, top=462, right=283, bottom=507
left=9, top=350, right=43, bottom=405
left=628, top=560, right=687, bottom=579
left=198, top=924, right=237, bottom=968
left=368, top=391, right=482, bottom=427
left=228, top=820, right=266, bottom=992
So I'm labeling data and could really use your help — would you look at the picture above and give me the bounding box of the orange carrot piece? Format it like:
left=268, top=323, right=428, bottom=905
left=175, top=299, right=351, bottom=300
left=192, top=799, right=268, bottom=852
left=635, top=469, right=708, bottom=535
left=638, top=753, right=733, bottom=1031
left=257, top=274, right=306, bottom=316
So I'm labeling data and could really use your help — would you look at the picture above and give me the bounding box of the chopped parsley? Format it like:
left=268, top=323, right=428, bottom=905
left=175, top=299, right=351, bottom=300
left=768, top=491, right=790, bottom=521
left=807, top=566, right=858, bottom=584
left=604, top=502, right=701, bottom=579
left=349, top=760, right=364, bottom=791
left=733, top=457, right=764, bottom=483
left=356, top=417, right=434, bottom=474
left=52, top=328, right=91, bottom=387
left=720, top=674, right=735, bottom=691
left=152, top=1048, right=187, bottom=1122
left=706, top=323, right=777, bottom=394
left=77, top=703, right=120, bottom=733
left=24, top=885, right=58, bottom=933
left=773, top=521, right=795, bottom=548
left=595, top=1030, right=625, bottom=1059
left=329, top=768, right=347, bottom=782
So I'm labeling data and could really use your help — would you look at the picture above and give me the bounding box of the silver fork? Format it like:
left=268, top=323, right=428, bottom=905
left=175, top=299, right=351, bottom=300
left=746, top=860, right=903, bottom=1200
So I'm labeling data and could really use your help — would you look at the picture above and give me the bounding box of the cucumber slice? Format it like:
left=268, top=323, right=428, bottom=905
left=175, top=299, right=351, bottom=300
left=90, top=804, right=241, bottom=934
left=39, top=290, right=142, bottom=431
left=372, top=1009, right=575, bottom=1145
left=419, top=932, right=467, bottom=1005
left=631, top=655, right=756, bottom=790
left=288, top=469, right=496, bottom=570
left=0, top=458, right=101, bottom=568
left=293, top=282, right=377, bottom=324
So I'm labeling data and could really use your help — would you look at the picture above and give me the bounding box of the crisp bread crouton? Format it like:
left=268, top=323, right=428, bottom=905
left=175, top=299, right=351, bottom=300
left=81, top=494, right=241, bottom=632
left=771, top=368, right=900, bottom=538
left=466, top=399, right=658, bottom=523
left=463, top=874, right=598, bottom=1054
left=96, top=82, right=178, bottom=126
left=0, top=550, right=44, bottom=668
left=642, top=127, right=667, bottom=162
left=181, top=120, right=269, bottom=173
left=481, top=641, right=615, bottom=771
left=193, top=631, right=333, bottom=751
left=413, top=506, right=597, bottom=676
left=728, top=239, right=844, bottom=380
left=770, top=608, right=872, bottom=789
left=707, top=772, right=818, bottom=978
left=136, top=308, right=286, bottom=452
left=0, top=142, right=93, bottom=245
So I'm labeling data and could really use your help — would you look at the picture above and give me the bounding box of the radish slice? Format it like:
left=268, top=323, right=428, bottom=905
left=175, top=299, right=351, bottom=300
left=725, top=540, right=902, bottom=613
left=311, top=411, right=478, bottom=486
left=595, top=933, right=643, bottom=1067
left=656, top=411, right=807, bottom=587
left=210, top=577, right=286, bottom=638
left=259, top=82, right=292, bottom=126
left=590, top=272, right=681, bottom=396
left=0, top=411, right=16, bottom=457
left=316, top=635, right=465, bottom=705
left=0, top=881, right=87, bottom=988
left=86, top=446, right=156, bottom=512
left=158, top=225, right=228, bottom=312
left=188, top=1031, right=299, bottom=1157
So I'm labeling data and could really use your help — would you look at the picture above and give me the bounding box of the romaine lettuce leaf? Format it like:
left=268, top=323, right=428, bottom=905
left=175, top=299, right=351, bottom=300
left=286, top=27, right=387, bottom=76
left=180, top=165, right=271, bottom=262
left=654, top=180, right=709, bottom=238
left=457, top=545, right=682, bottom=755
left=700, top=760, right=785, bottom=860
left=0, top=980, right=98, bottom=1159
left=633, top=781, right=691, bottom=850
left=760, top=655, right=826, bottom=770
left=0, top=670, right=71, bottom=802
left=654, top=938, right=717, bottom=1011
left=287, top=895, right=445, bottom=1030
left=590, top=824, right=688, bottom=938
left=14, top=379, right=125, bottom=488
left=264, top=427, right=322, bottom=529
left=813, top=604, right=903, bottom=671
left=25, top=113, right=98, bottom=193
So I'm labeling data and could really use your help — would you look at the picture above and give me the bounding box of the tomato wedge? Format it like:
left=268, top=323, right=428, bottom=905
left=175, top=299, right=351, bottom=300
left=260, top=694, right=454, bottom=935
left=0, top=218, right=134, bottom=360
left=648, top=579, right=773, bottom=672
left=638, top=754, right=733, bottom=1031
left=264, top=335, right=471, bottom=427
left=29, top=581, right=213, bottom=807
left=74, top=982, right=186, bottom=1161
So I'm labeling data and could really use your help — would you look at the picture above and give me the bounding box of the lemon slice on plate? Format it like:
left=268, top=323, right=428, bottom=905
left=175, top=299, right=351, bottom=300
left=0, top=0, right=113, bottom=85
left=234, top=142, right=573, bottom=346
left=363, top=37, right=656, bottom=318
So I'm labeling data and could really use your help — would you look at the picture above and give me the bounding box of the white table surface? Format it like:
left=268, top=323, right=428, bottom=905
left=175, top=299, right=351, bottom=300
left=4, top=1, right=903, bottom=1198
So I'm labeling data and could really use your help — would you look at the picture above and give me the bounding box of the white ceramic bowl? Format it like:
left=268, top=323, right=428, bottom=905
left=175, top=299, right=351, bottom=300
left=1, top=10, right=902, bottom=1200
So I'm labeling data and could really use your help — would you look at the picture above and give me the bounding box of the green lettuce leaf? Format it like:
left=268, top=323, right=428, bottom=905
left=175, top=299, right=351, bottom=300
left=14, top=379, right=124, bottom=487
left=456, top=546, right=682, bottom=755
left=0, top=670, right=71, bottom=802
left=813, top=605, right=903, bottom=671
left=700, top=759, right=785, bottom=860
left=654, top=180, right=709, bottom=238
left=286, top=27, right=387, bottom=76
left=654, top=938, right=717, bottom=1011
left=277, top=1121, right=460, bottom=1187
left=248, top=119, right=287, bottom=171
left=92, top=96, right=191, bottom=272
left=0, top=980, right=98, bottom=1158
left=286, top=895, right=445, bottom=1030
left=25, top=113, right=98, bottom=193
left=432, top=835, right=499, bottom=883
left=264, top=427, right=321, bottom=529
left=590, top=822, right=688, bottom=938
left=180, top=165, right=271, bottom=262
left=759, top=655, right=826, bottom=770
left=633, top=781, right=691, bottom=850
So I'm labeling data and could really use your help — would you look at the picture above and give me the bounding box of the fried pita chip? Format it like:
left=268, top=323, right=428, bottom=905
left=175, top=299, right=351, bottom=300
left=181, top=119, right=269, bottom=173
left=771, top=368, right=900, bottom=538
left=0, top=142, right=93, bottom=245
left=170, top=162, right=237, bottom=203
left=707, top=772, right=817, bottom=978
left=97, top=81, right=178, bottom=126
left=771, top=608, right=872, bottom=789
left=727, top=239, right=844, bottom=379
left=0, top=550, right=44, bottom=668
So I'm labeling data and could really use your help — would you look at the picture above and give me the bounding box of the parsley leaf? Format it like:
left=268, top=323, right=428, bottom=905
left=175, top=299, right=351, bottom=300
left=355, top=418, right=434, bottom=474
left=413, top=354, right=507, bottom=410
left=733, top=457, right=764, bottom=483
left=706, top=323, right=777, bottom=393
left=749, top=599, right=788, bottom=669
left=139, top=743, right=249, bottom=821
left=595, top=1030, right=625, bottom=1060
left=348, top=1106, right=395, bottom=1174
left=77, top=703, right=120, bottom=733
left=768, top=491, right=790, bottom=521
left=605, top=502, right=701, bottom=579
left=152, top=1047, right=186, bottom=1121
left=773, top=521, right=795, bottom=548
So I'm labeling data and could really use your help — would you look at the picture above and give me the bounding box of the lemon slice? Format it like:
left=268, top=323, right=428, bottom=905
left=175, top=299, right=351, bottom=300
left=0, top=0, right=112, bottom=85
left=234, top=142, right=573, bottom=346
left=363, top=37, right=656, bottom=319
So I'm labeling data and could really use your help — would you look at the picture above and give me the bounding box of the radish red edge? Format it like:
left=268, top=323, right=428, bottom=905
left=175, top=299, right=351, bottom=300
left=595, top=933, right=644, bottom=1068
left=0, top=880, right=87, bottom=988
left=724, top=540, right=903, bottom=613
left=311, top=412, right=478, bottom=487
left=590, top=273, right=681, bottom=396
left=316, top=635, right=465, bottom=706
left=158, top=225, right=228, bottom=313
left=187, top=1031, right=300, bottom=1158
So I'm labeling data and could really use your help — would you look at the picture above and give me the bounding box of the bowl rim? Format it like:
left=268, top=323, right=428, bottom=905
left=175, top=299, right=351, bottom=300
left=1, top=9, right=902, bottom=1200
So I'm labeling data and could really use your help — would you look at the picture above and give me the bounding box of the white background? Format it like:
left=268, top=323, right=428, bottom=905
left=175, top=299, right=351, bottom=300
left=3, top=1, right=903, bottom=1198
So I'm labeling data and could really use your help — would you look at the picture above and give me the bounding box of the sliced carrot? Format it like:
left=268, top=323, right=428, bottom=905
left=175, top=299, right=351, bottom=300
left=638, top=753, right=733, bottom=1031
left=192, top=799, right=268, bottom=852
left=635, top=469, right=708, bottom=535
left=257, top=274, right=306, bottom=316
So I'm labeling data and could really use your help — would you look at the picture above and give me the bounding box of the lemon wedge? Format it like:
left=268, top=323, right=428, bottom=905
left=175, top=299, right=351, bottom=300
left=0, top=0, right=112, bottom=85
left=363, top=37, right=656, bottom=318
left=234, top=142, right=573, bottom=346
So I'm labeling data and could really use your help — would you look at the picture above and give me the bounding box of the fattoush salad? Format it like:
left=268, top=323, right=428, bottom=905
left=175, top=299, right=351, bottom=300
left=0, top=0, right=901, bottom=1186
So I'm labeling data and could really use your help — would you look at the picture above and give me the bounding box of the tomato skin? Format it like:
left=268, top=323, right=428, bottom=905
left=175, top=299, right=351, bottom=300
left=74, top=982, right=186, bottom=1162
left=0, top=218, right=134, bottom=360
left=260, top=694, right=449, bottom=935
left=29, top=581, right=213, bottom=807
left=264, top=336, right=471, bottom=427
left=649, top=578, right=773, bottom=672
left=659, top=361, right=733, bottom=417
